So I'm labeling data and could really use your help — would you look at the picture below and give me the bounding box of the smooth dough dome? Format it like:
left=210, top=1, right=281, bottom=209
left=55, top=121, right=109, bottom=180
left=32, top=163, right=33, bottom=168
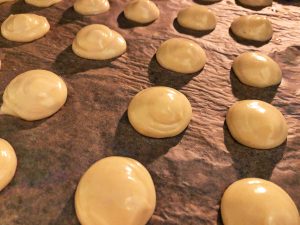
left=226, top=100, right=287, bottom=149
left=1, top=14, right=50, bottom=42
left=0, top=0, right=14, bottom=4
left=25, top=0, right=61, bottom=7
left=156, top=38, right=206, bottom=74
left=128, top=87, right=192, bottom=138
left=221, top=178, right=300, bottom=225
left=124, top=0, right=159, bottom=24
left=233, top=52, right=282, bottom=88
left=72, top=24, right=127, bottom=60
left=177, top=5, right=217, bottom=31
left=75, top=156, right=156, bottom=225
left=74, top=0, right=110, bottom=16
left=231, top=15, right=273, bottom=42
left=0, top=70, right=68, bottom=121
left=0, top=139, right=17, bottom=192
left=238, top=0, right=272, bottom=7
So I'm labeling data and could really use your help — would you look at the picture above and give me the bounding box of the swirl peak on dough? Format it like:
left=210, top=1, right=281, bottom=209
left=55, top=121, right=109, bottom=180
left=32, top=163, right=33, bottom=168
left=1, top=14, right=50, bottom=42
left=72, top=24, right=127, bottom=60
left=0, top=70, right=68, bottom=121
left=25, top=0, right=61, bottom=7
left=74, top=0, right=110, bottom=16
left=128, top=86, right=192, bottom=138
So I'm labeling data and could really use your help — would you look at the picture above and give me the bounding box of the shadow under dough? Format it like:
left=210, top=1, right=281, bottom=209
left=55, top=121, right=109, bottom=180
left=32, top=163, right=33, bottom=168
left=229, top=29, right=271, bottom=47
left=9, top=0, right=44, bottom=13
left=193, top=0, right=222, bottom=5
left=58, top=7, right=83, bottom=25
left=117, top=12, right=155, bottom=29
left=173, top=19, right=215, bottom=38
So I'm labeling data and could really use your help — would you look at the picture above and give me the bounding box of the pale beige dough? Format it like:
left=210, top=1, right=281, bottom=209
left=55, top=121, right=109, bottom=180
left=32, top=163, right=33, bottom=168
left=0, top=0, right=14, bottom=4
left=231, top=15, right=273, bottom=42
left=177, top=5, right=217, bottom=31
left=75, top=156, right=156, bottom=225
left=221, top=178, right=300, bottom=225
left=0, top=70, right=68, bottom=121
left=128, top=87, right=192, bottom=138
left=156, top=38, right=206, bottom=74
left=124, top=0, right=159, bottom=24
left=25, top=0, right=61, bottom=7
left=0, top=139, right=17, bottom=192
left=238, top=0, right=272, bottom=7
left=226, top=100, right=288, bottom=149
left=72, top=24, right=127, bottom=60
left=233, top=52, right=282, bottom=88
left=74, top=0, right=110, bottom=16
left=1, top=14, right=50, bottom=42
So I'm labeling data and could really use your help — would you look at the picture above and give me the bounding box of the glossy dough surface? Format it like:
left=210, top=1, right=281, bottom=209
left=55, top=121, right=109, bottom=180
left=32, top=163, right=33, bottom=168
left=233, top=52, right=282, bottom=88
left=177, top=5, right=217, bottom=31
left=238, top=0, right=272, bottom=7
left=156, top=38, right=207, bottom=73
left=0, top=70, right=68, bottom=121
left=75, top=156, right=156, bottom=225
left=226, top=100, right=288, bottom=149
left=72, top=24, right=127, bottom=60
left=0, top=139, right=17, bottom=192
left=1, top=14, right=50, bottom=42
left=25, top=0, right=61, bottom=7
left=74, top=0, right=110, bottom=16
left=231, top=15, right=273, bottom=42
left=128, top=87, right=192, bottom=138
left=221, top=178, right=300, bottom=225
left=124, top=0, right=160, bottom=24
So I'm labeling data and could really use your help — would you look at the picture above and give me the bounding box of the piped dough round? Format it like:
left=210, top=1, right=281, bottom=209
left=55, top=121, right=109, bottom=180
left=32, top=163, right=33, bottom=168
left=1, top=14, right=50, bottom=42
left=156, top=38, right=206, bottom=74
left=0, top=70, right=68, bottom=121
left=238, top=0, right=272, bottom=7
left=230, top=15, right=273, bottom=42
left=128, top=87, right=192, bottom=138
left=233, top=52, right=282, bottom=88
left=0, top=0, right=14, bottom=4
left=0, top=139, right=17, bottom=192
left=75, top=156, right=156, bottom=225
left=221, top=178, right=300, bottom=225
left=74, top=0, right=110, bottom=16
left=124, top=0, right=160, bottom=24
left=177, top=5, right=217, bottom=31
left=226, top=100, right=288, bottom=149
left=72, top=24, right=127, bottom=60
left=24, top=0, right=61, bottom=7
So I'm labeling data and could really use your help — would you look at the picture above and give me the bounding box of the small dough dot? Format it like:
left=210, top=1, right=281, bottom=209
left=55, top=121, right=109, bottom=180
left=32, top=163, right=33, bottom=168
left=75, top=156, right=156, bottom=225
left=25, top=0, right=61, bottom=7
left=128, top=86, right=192, bottom=138
left=74, top=0, right=110, bottom=16
left=156, top=38, right=206, bottom=74
left=226, top=100, right=287, bottom=149
left=238, top=0, right=272, bottom=7
left=0, top=70, right=68, bottom=121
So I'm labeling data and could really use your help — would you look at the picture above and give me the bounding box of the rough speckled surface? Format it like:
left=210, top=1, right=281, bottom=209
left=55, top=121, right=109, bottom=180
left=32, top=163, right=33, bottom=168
left=0, top=0, right=299, bottom=224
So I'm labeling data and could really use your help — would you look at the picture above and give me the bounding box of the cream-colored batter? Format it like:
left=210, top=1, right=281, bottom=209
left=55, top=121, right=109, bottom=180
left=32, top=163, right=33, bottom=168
left=75, top=156, right=156, bottom=225
left=156, top=38, right=206, bottom=74
left=74, top=0, right=110, bottom=16
left=231, top=15, right=273, bottom=42
left=128, top=87, right=192, bottom=138
left=177, top=5, right=217, bottom=31
left=72, top=24, right=127, bottom=60
left=0, top=70, right=68, bottom=121
left=25, top=0, right=61, bottom=7
left=0, top=139, right=17, bottom=192
left=221, top=178, right=300, bottom=225
left=124, top=0, right=160, bottom=24
left=1, top=14, right=50, bottom=42
left=0, top=0, right=14, bottom=4
left=238, top=0, right=272, bottom=7
left=226, top=100, right=288, bottom=149
left=233, top=52, right=282, bottom=88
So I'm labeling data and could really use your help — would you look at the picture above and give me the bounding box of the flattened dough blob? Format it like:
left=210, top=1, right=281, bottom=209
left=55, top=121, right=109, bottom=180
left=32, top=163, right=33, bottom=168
left=177, top=5, right=217, bottom=31
left=233, top=52, right=282, bottom=88
left=156, top=38, right=206, bottom=73
left=0, top=70, right=68, bottom=121
left=72, top=24, right=127, bottom=60
left=0, top=139, right=17, bottom=192
left=128, top=87, right=192, bottom=138
left=1, top=14, right=50, bottom=42
left=124, top=0, right=160, bottom=24
left=75, top=156, right=156, bottom=225
left=74, top=0, right=110, bottom=16
left=0, top=0, right=14, bottom=4
left=221, top=178, right=300, bottom=225
left=231, top=15, right=273, bottom=42
left=238, top=0, right=272, bottom=7
left=25, top=0, right=61, bottom=7
left=226, top=100, right=287, bottom=149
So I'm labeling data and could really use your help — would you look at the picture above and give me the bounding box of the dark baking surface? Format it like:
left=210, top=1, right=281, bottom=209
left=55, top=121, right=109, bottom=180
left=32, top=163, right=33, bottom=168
left=0, top=0, right=300, bottom=224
